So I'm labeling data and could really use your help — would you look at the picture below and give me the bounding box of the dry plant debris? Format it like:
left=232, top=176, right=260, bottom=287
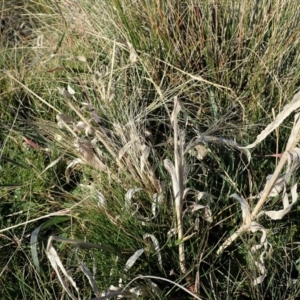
left=42, top=84, right=300, bottom=296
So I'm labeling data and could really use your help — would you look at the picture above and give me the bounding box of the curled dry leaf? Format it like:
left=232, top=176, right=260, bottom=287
left=30, top=217, right=69, bottom=273
left=285, top=147, right=300, bottom=181
left=125, top=188, right=162, bottom=221
left=188, top=144, right=209, bottom=160
left=242, top=91, right=300, bottom=150
left=143, top=234, right=163, bottom=271
left=125, top=188, right=143, bottom=205
left=248, top=222, right=269, bottom=286
left=230, top=193, right=251, bottom=224
left=254, top=174, right=286, bottom=199
left=124, top=248, right=144, bottom=272
left=185, top=203, right=212, bottom=223
left=259, top=148, right=300, bottom=220
left=223, top=195, right=270, bottom=285
left=79, top=261, right=100, bottom=297
left=285, top=113, right=300, bottom=150
left=152, top=193, right=164, bottom=218
left=183, top=188, right=214, bottom=223
left=185, top=135, right=251, bottom=165
left=40, top=155, right=63, bottom=175
left=214, top=91, right=300, bottom=285
left=46, top=236, right=80, bottom=300
left=264, top=181, right=297, bottom=220
left=46, top=236, right=119, bottom=298
left=253, top=251, right=267, bottom=286
left=67, top=84, right=76, bottom=95
left=250, top=145, right=300, bottom=222
left=79, top=184, right=106, bottom=208
left=66, top=158, right=83, bottom=183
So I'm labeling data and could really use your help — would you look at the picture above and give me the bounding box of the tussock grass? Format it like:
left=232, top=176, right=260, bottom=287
left=1, top=0, right=300, bottom=299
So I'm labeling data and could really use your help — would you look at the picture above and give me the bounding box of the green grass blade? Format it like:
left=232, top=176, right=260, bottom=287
left=30, top=216, right=70, bottom=273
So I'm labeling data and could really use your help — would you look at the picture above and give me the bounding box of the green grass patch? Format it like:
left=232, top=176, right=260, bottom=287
left=1, top=0, right=300, bottom=299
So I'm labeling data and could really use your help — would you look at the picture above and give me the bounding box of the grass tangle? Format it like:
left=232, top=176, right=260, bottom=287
left=1, top=0, right=300, bottom=299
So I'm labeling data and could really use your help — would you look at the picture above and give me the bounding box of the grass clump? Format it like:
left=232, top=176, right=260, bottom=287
left=1, top=0, right=300, bottom=299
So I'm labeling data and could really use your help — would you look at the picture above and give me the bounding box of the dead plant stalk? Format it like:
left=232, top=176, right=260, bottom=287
left=217, top=91, right=300, bottom=255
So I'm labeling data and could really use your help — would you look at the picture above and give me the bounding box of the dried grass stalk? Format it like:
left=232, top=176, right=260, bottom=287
left=217, top=91, right=300, bottom=262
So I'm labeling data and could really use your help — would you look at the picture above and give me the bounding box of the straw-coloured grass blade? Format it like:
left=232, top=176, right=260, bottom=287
left=243, top=91, right=300, bottom=150
left=217, top=91, right=300, bottom=269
